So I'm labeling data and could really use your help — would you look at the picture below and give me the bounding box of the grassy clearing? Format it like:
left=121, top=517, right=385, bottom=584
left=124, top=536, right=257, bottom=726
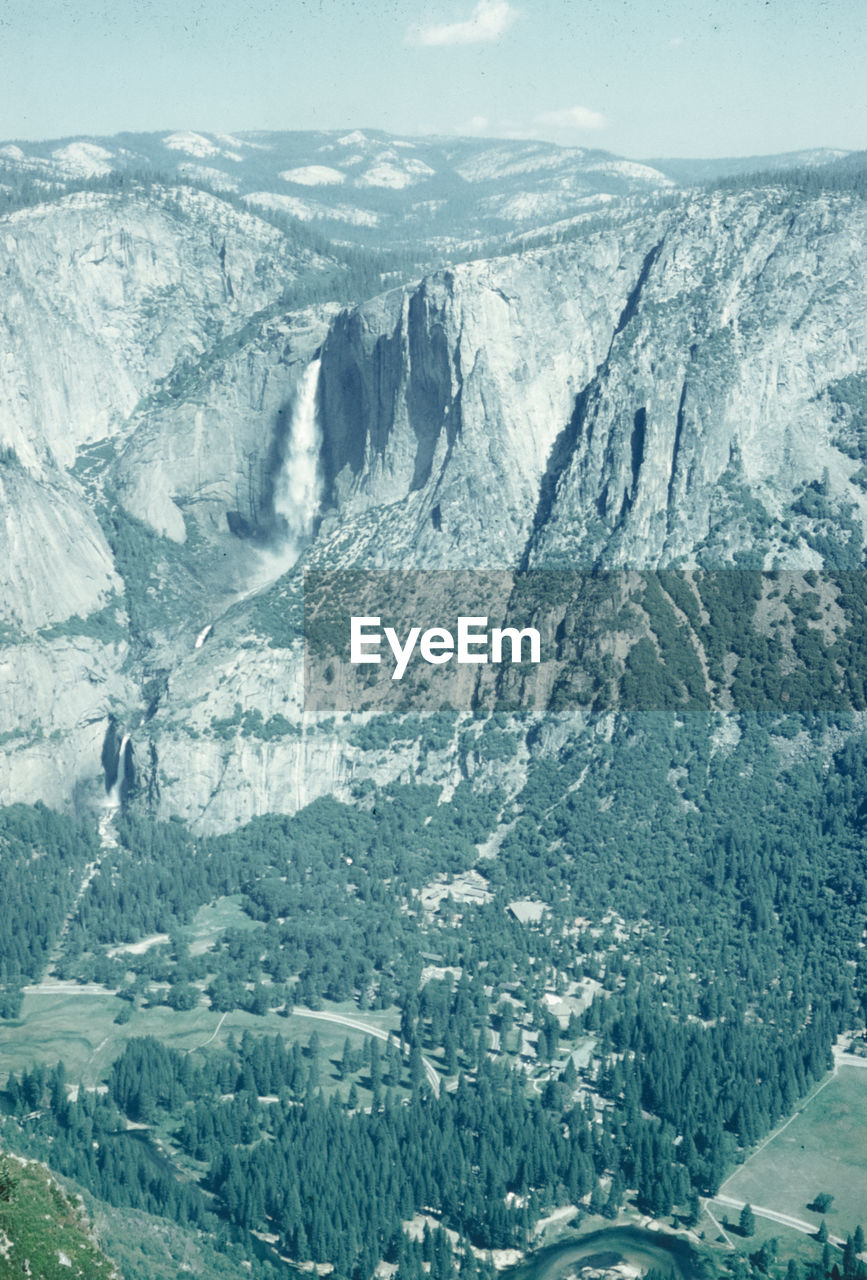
left=0, top=992, right=216, bottom=1087
left=721, top=1066, right=867, bottom=1232
left=0, top=987, right=401, bottom=1101
left=740, top=1215, right=837, bottom=1269
left=2, top=887, right=401, bottom=1095
left=185, top=895, right=263, bottom=956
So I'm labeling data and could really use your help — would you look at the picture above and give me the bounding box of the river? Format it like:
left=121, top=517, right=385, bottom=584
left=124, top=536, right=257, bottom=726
left=504, top=1226, right=710, bottom=1280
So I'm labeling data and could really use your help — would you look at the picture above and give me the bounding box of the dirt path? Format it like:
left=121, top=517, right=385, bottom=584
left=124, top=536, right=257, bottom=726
left=188, top=1010, right=229, bottom=1053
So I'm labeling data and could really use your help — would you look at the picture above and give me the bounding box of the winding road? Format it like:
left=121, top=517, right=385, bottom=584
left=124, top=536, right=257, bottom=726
left=708, top=1194, right=845, bottom=1248
left=291, top=1006, right=441, bottom=1096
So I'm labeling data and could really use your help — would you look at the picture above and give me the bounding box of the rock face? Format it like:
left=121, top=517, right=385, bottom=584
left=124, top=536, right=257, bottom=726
left=314, top=222, right=666, bottom=566
left=113, top=305, right=334, bottom=543
left=0, top=187, right=323, bottom=470
left=529, top=189, right=867, bottom=569
left=1, top=169, right=866, bottom=828
left=312, top=188, right=867, bottom=572
left=0, top=185, right=333, bottom=808
left=0, top=465, right=120, bottom=630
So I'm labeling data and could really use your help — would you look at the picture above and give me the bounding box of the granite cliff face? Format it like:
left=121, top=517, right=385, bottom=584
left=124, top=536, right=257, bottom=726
left=0, top=186, right=325, bottom=469
left=1, top=163, right=866, bottom=827
left=312, top=222, right=665, bottom=567
left=112, top=304, right=334, bottom=545
left=309, top=188, right=867, bottom=572
left=0, top=184, right=333, bottom=809
left=529, top=190, right=867, bottom=569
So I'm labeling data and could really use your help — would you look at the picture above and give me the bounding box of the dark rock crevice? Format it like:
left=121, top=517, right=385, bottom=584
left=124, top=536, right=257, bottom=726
left=630, top=406, right=647, bottom=495
left=612, top=238, right=664, bottom=342
left=666, top=381, right=688, bottom=529
left=520, top=237, right=667, bottom=567
left=519, top=376, right=598, bottom=568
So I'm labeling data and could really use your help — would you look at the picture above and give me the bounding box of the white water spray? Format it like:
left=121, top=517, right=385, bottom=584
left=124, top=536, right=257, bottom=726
left=105, top=733, right=130, bottom=808
left=273, top=358, right=323, bottom=566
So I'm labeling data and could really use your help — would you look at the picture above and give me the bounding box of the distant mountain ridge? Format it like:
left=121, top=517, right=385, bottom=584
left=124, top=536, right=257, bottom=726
left=646, top=147, right=850, bottom=185
left=0, top=127, right=675, bottom=244
left=0, top=129, right=853, bottom=251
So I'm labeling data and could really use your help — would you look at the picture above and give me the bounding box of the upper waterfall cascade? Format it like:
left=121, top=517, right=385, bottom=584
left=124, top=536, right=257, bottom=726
left=273, top=358, right=323, bottom=567
left=105, top=732, right=130, bottom=808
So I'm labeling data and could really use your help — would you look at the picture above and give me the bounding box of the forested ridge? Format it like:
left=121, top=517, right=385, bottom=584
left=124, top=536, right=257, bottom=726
left=0, top=804, right=97, bottom=1017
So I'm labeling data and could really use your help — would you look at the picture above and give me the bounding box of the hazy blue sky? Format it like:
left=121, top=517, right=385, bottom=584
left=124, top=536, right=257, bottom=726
left=1, top=0, right=864, bottom=158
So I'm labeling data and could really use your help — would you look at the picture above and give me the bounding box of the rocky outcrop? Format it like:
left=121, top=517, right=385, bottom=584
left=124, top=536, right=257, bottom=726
left=0, top=185, right=332, bottom=809
left=530, top=189, right=867, bottom=568
left=0, top=464, right=121, bottom=629
left=0, top=634, right=136, bottom=812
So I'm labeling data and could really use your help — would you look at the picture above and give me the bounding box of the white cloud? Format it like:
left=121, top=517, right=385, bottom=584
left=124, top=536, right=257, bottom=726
left=456, top=114, right=490, bottom=134
left=535, top=105, right=606, bottom=131
left=409, top=1, right=518, bottom=47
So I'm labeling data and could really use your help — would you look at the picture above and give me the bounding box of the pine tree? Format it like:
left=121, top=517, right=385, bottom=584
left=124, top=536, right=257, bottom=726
left=604, top=1172, right=624, bottom=1218
left=685, top=1191, right=700, bottom=1227
left=843, top=1237, right=858, bottom=1279
left=409, top=1042, right=425, bottom=1091
left=341, top=1036, right=356, bottom=1079
left=0, top=1156, right=18, bottom=1203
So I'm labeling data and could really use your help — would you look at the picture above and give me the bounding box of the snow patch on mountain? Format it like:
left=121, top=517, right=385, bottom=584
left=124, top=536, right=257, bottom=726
left=456, top=145, right=586, bottom=183
left=486, top=190, right=617, bottom=222
left=587, top=158, right=673, bottom=185
left=177, top=163, right=238, bottom=191
left=455, top=144, right=669, bottom=190
left=214, top=132, right=260, bottom=150
left=279, top=165, right=346, bottom=186
left=163, top=131, right=242, bottom=162
left=50, top=142, right=114, bottom=178
left=356, top=158, right=435, bottom=189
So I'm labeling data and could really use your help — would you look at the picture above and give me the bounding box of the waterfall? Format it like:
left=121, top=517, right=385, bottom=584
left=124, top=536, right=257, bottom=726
left=273, top=358, right=323, bottom=566
left=105, top=733, right=130, bottom=808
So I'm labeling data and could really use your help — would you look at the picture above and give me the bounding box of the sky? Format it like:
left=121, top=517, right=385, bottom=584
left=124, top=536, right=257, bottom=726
left=0, top=0, right=864, bottom=159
